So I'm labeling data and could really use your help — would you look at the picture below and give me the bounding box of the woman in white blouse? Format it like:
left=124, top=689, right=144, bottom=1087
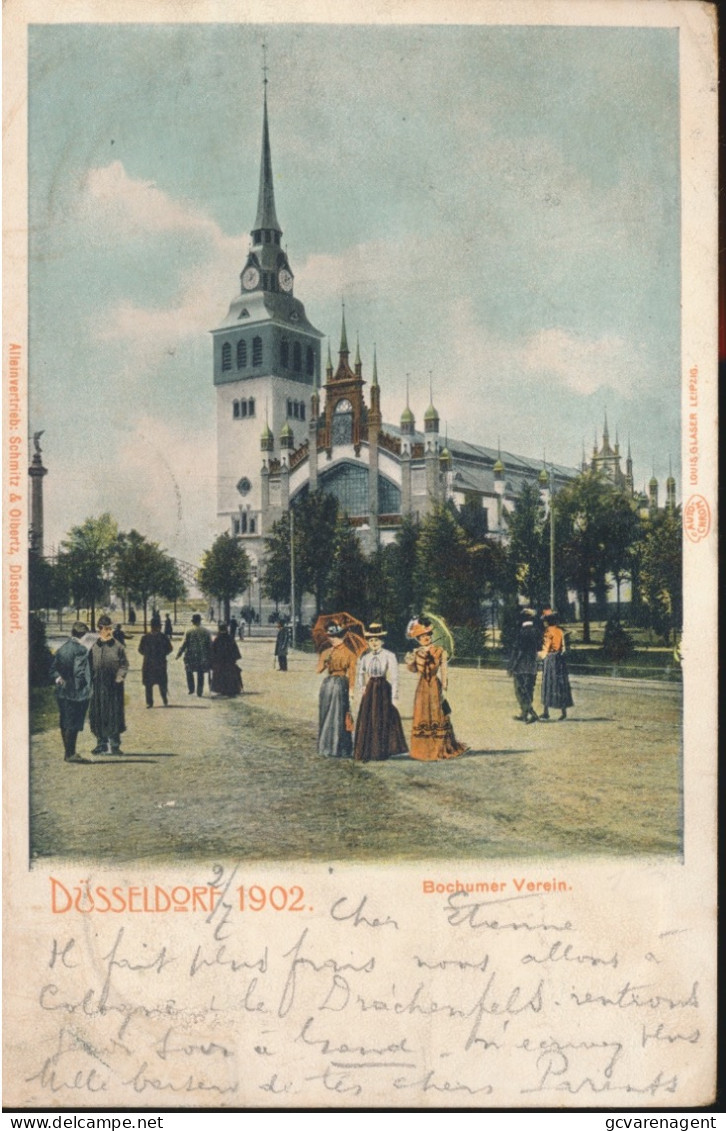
left=353, top=624, right=408, bottom=762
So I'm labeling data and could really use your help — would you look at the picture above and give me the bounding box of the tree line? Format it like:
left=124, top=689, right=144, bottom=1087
left=31, top=468, right=682, bottom=652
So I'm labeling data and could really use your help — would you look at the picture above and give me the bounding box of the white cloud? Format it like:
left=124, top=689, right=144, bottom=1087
left=519, top=327, right=633, bottom=396
left=81, top=161, right=220, bottom=240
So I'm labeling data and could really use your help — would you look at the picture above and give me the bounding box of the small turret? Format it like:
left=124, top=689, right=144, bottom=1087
left=280, top=422, right=294, bottom=451
left=260, top=420, right=274, bottom=453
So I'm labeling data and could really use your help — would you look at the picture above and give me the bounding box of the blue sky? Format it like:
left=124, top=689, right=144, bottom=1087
left=29, top=22, right=681, bottom=563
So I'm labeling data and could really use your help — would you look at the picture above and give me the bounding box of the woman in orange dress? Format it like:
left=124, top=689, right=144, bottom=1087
left=405, top=620, right=468, bottom=761
left=539, top=613, right=574, bottom=720
left=317, top=626, right=357, bottom=758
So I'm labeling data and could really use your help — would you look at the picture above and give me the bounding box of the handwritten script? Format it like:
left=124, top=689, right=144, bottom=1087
left=13, top=872, right=706, bottom=1107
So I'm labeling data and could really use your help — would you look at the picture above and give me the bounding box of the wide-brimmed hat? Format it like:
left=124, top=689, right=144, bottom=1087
left=364, top=622, right=387, bottom=638
left=97, top=615, right=112, bottom=628
left=408, top=620, right=433, bottom=640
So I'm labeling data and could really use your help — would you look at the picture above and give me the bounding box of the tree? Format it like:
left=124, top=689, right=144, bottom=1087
left=638, top=508, right=682, bottom=643
left=414, top=505, right=480, bottom=625
left=114, top=530, right=183, bottom=631
left=504, top=481, right=549, bottom=607
left=604, top=491, right=641, bottom=617
left=262, top=492, right=340, bottom=619
left=325, top=515, right=369, bottom=615
left=197, top=532, right=252, bottom=624
left=58, top=513, right=119, bottom=629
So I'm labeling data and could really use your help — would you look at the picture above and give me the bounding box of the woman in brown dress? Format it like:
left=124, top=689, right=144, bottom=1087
left=406, top=620, right=468, bottom=761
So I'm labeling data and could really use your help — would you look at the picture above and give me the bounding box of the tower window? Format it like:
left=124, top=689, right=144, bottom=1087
left=232, top=517, right=240, bottom=534
left=221, top=342, right=232, bottom=371
left=249, top=517, right=256, bottom=533
left=252, top=337, right=263, bottom=367
left=240, top=512, right=248, bottom=534
left=240, top=400, right=248, bottom=418
left=306, top=347, right=315, bottom=377
left=300, top=403, right=306, bottom=422
left=293, top=342, right=302, bottom=373
left=248, top=397, right=255, bottom=418
left=281, top=339, right=289, bottom=368
left=237, top=340, right=247, bottom=368
left=293, top=402, right=300, bottom=420
left=265, top=231, right=271, bottom=243
left=233, top=400, right=240, bottom=419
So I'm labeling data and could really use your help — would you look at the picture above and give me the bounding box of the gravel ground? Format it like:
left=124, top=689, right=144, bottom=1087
left=30, top=637, right=682, bottom=864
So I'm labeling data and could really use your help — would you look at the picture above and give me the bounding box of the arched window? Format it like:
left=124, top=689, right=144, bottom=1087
left=293, top=402, right=300, bottom=420
left=232, top=517, right=240, bottom=534
left=237, top=340, right=247, bottom=368
left=233, top=400, right=240, bottom=419
left=306, top=347, right=315, bottom=377
left=240, top=400, right=248, bottom=418
left=287, top=398, right=293, bottom=417
left=281, top=338, right=289, bottom=368
left=252, top=337, right=263, bottom=366
left=240, top=512, right=248, bottom=534
left=221, top=342, right=232, bottom=371
left=293, top=342, right=302, bottom=372
left=249, top=517, right=256, bottom=534
left=248, top=397, right=255, bottom=417
left=300, top=402, right=306, bottom=422
left=332, top=398, right=354, bottom=446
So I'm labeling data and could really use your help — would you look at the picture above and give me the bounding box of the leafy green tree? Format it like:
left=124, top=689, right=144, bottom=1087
left=325, top=516, right=369, bottom=616
left=58, top=513, right=119, bottom=629
left=504, top=481, right=550, bottom=607
left=605, top=491, right=643, bottom=617
left=262, top=492, right=340, bottom=619
left=113, top=530, right=182, bottom=631
left=637, top=508, right=682, bottom=643
left=197, top=532, right=252, bottom=624
left=414, top=505, right=480, bottom=625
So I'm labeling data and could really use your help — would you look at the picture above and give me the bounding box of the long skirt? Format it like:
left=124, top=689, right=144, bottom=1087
left=541, top=652, right=574, bottom=710
left=318, top=675, right=352, bottom=758
left=89, top=678, right=126, bottom=740
left=410, top=677, right=467, bottom=761
left=354, top=677, right=408, bottom=762
left=211, top=661, right=243, bottom=697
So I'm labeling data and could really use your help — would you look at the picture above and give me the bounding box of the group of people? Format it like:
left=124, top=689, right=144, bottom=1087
left=316, top=618, right=468, bottom=764
left=508, top=607, right=574, bottom=723
left=50, top=612, right=245, bottom=763
left=51, top=615, right=129, bottom=761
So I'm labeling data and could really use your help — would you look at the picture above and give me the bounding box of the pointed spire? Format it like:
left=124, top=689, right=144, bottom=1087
left=372, top=344, right=378, bottom=386
left=339, top=302, right=349, bottom=355
left=254, top=56, right=282, bottom=234
left=326, top=339, right=333, bottom=374
left=603, top=408, right=609, bottom=441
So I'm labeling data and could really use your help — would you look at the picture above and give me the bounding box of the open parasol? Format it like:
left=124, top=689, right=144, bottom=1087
left=312, top=612, right=368, bottom=657
left=420, top=611, right=455, bottom=659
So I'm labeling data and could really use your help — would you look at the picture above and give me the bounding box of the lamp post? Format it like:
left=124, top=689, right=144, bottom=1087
left=289, top=508, right=296, bottom=649
left=549, top=465, right=556, bottom=611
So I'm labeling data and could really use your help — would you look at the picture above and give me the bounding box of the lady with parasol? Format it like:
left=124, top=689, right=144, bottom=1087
left=315, top=617, right=361, bottom=758
left=405, top=616, right=468, bottom=761
left=353, top=623, right=408, bottom=762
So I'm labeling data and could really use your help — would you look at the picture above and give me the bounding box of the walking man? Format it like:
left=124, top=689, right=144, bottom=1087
left=50, top=621, right=92, bottom=762
left=508, top=607, right=540, bottom=724
left=176, top=613, right=213, bottom=697
left=138, top=621, right=173, bottom=707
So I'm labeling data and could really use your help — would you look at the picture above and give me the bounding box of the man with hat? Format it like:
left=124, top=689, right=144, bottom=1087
left=508, top=607, right=540, bottom=723
left=89, top=615, right=129, bottom=754
left=354, top=623, right=408, bottom=762
left=176, top=613, right=213, bottom=697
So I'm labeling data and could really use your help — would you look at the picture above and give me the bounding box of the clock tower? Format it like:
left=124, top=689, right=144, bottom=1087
left=213, top=81, right=323, bottom=550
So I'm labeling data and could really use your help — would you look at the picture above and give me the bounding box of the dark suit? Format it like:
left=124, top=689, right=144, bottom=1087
left=50, top=637, right=92, bottom=760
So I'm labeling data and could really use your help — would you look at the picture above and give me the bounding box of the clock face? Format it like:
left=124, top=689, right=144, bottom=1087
left=241, top=266, right=260, bottom=291
left=279, top=268, right=293, bottom=293
left=237, top=477, right=252, bottom=496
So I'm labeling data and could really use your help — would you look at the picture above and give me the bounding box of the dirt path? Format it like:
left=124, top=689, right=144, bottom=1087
left=30, top=639, right=682, bottom=864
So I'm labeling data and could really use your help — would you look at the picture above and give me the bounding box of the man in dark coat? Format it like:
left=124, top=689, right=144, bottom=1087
left=50, top=621, right=92, bottom=762
left=508, top=607, right=540, bottom=724
left=176, top=613, right=213, bottom=697
left=138, top=622, right=173, bottom=707
left=89, top=615, right=129, bottom=754
left=274, top=621, right=290, bottom=671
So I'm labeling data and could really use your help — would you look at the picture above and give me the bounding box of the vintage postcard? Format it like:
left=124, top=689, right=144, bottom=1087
left=2, top=0, right=717, bottom=1111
